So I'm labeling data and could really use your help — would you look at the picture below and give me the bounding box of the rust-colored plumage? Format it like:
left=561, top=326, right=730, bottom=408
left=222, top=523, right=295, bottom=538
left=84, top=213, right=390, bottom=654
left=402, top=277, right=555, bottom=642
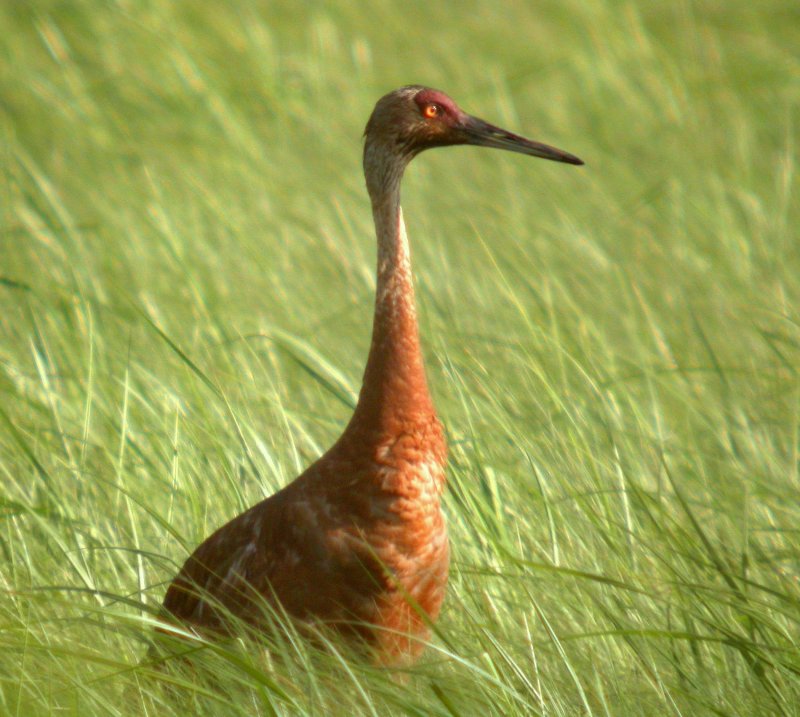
left=161, top=86, right=582, bottom=664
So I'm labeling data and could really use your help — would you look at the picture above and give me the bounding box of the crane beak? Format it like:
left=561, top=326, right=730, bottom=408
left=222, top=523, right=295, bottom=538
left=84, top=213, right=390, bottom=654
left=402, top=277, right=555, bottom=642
left=459, top=115, right=584, bottom=166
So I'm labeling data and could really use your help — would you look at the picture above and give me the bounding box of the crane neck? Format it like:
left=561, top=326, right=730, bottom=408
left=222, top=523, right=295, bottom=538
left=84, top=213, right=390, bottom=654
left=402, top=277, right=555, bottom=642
left=349, top=154, right=436, bottom=432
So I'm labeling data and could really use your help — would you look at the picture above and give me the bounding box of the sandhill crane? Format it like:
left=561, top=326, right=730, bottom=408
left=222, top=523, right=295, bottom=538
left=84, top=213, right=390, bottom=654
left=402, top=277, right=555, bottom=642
left=160, top=85, right=583, bottom=665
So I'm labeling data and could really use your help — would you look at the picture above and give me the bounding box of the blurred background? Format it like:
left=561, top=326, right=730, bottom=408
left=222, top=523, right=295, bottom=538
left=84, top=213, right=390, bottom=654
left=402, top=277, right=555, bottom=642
left=1, top=1, right=798, bottom=714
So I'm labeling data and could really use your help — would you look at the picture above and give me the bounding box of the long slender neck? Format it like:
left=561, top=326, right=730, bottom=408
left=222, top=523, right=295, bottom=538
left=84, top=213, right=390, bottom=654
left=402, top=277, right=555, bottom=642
left=349, top=148, right=435, bottom=430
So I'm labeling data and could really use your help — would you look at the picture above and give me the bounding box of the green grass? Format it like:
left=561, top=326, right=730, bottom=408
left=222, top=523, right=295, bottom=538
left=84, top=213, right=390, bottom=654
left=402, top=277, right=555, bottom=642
left=2, top=0, right=799, bottom=714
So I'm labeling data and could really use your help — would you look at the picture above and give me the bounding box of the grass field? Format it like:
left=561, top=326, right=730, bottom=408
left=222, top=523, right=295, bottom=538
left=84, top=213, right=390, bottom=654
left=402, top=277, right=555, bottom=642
left=2, top=0, right=799, bottom=714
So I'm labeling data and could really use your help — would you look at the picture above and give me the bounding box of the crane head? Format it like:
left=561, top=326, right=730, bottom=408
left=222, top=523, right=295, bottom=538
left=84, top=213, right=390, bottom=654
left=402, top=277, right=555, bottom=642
left=364, top=85, right=583, bottom=166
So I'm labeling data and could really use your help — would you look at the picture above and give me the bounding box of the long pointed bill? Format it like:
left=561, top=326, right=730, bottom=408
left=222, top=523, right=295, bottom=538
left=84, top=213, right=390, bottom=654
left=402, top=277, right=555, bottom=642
left=461, top=115, right=584, bottom=165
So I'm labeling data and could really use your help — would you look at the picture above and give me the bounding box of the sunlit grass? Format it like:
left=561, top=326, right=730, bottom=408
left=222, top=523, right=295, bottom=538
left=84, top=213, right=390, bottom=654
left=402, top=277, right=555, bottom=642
left=1, top=0, right=798, bottom=714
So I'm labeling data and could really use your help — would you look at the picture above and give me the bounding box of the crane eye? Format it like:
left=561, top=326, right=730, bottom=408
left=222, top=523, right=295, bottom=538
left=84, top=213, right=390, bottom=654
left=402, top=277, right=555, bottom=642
left=422, top=103, right=441, bottom=119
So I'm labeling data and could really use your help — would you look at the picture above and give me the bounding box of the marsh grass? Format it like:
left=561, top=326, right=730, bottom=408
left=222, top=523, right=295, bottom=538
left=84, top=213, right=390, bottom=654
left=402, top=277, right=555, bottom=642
left=1, top=0, right=799, bottom=714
